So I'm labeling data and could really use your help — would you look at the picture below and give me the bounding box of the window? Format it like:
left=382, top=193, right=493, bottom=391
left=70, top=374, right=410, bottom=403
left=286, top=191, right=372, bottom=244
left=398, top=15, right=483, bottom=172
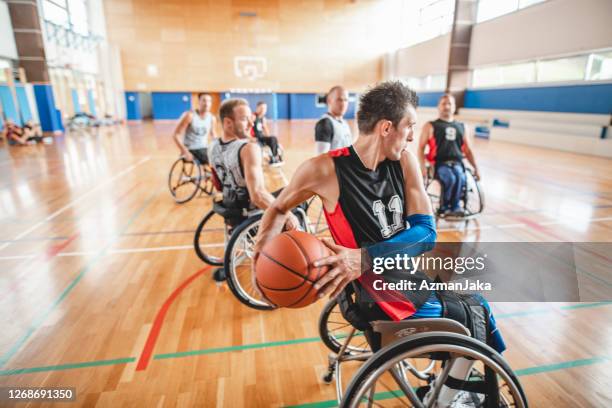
left=471, top=49, right=612, bottom=88
left=42, top=0, right=69, bottom=27
left=586, top=51, right=612, bottom=81
left=477, top=0, right=547, bottom=23
left=536, top=55, right=588, bottom=83
left=405, top=0, right=456, bottom=47
left=403, top=74, right=446, bottom=91
left=68, top=0, right=89, bottom=35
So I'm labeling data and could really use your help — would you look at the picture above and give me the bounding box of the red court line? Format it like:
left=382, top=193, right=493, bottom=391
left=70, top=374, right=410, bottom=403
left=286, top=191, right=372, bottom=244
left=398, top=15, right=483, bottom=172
left=44, top=233, right=80, bottom=261
left=136, top=266, right=211, bottom=371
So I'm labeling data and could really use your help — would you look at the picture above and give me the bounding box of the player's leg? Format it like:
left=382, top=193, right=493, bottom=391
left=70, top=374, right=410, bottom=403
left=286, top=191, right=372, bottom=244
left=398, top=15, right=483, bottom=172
left=436, top=164, right=456, bottom=215
left=449, top=162, right=466, bottom=215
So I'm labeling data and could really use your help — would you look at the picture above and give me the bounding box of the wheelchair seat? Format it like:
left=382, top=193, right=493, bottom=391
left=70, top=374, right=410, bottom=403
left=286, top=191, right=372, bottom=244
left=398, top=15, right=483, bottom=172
left=371, top=318, right=470, bottom=349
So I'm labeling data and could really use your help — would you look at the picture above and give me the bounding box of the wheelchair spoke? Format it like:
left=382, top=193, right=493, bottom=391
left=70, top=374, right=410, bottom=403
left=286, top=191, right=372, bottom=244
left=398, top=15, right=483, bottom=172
left=329, top=323, right=352, bottom=331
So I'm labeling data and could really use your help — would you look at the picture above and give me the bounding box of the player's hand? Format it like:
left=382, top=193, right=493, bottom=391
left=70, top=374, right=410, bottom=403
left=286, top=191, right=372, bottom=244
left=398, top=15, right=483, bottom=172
left=473, top=168, right=481, bottom=181
left=284, top=213, right=300, bottom=231
left=313, top=238, right=362, bottom=299
left=183, top=151, right=194, bottom=162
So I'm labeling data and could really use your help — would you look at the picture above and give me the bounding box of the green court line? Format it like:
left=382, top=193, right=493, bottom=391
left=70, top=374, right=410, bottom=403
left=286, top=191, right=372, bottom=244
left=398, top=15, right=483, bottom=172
left=284, top=356, right=612, bottom=408
left=154, top=336, right=322, bottom=360
left=1, top=298, right=610, bottom=376
left=514, top=356, right=612, bottom=377
left=0, top=358, right=135, bottom=376
left=0, top=190, right=159, bottom=369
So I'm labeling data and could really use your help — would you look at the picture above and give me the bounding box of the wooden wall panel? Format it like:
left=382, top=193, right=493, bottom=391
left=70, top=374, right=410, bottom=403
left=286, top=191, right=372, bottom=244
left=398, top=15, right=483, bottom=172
left=103, top=0, right=401, bottom=92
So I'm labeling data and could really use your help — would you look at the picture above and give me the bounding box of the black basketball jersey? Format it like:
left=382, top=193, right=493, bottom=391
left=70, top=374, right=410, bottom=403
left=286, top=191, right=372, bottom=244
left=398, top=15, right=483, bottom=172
left=429, top=119, right=465, bottom=164
left=324, top=146, right=431, bottom=321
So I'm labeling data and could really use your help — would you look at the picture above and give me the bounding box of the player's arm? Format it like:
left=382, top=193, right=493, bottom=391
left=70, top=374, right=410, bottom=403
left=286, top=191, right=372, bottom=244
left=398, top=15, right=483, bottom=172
left=418, top=122, right=433, bottom=177
left=366, top=150, right=436, bottom=260
left=241, top=142, right=276, bottom=210
left=255, top=155, right=333, bottom=255
left=209, top=115, right=217, bottom=139
left=314, top=118, right=334, bottom=154
left=172, top=112, right=193, bottom=158
left=462, top=125, right=480, bottom=180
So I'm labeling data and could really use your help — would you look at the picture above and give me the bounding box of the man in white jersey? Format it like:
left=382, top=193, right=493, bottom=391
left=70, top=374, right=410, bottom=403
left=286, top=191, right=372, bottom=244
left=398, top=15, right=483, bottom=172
left=314, top=85, right=353, bottom=154
left=209, top=98, right=298, bottom=281
left=172, top=93, right=217, bottom=165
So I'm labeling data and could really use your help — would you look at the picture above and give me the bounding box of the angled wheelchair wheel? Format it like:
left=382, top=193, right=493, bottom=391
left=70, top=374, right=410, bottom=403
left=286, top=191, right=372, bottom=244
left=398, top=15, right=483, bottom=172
left=224, top=214, right=276, bottom=310
left=341, top=332, right=527, bottom=408
left=194, top=209, right=226, bottom=266
left=464, top=168, right=485, bottom=216
left=198, top=165, right=215, bottom=196
left=318, top=298, right=370, bottom=355
left=168, top=157, right=202, bottom=203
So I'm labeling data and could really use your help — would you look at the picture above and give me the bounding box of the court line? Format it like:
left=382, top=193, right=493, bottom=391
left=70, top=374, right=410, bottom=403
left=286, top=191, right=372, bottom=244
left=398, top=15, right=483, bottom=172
left=153, top=302, right=612, bottom=360
left=0, top=236, right=69, bottom=243
left=0, top=156, right=150, bottom=254
left=0, top=357, right=135, bottom=376
left=0, top=189, right=159, bottom=369
left=284, top=356, right=612, bottom=408
left=135, top=266, right=212, bottom=371
left=0, top=302, right=610, bottom=376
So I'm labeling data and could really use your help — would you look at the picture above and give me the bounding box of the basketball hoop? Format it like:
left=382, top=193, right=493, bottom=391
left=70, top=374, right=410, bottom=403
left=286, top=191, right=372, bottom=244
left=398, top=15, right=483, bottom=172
left=234, top=56, right=267, bottom=81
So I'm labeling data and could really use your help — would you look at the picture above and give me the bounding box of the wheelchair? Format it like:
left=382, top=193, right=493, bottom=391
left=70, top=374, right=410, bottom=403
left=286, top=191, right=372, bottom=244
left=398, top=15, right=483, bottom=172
left=424, top=162, right=484, bottom=221
left=319, top=285, right=528, bottom=407
left=167, top=155, right=215, bottom=203
left=193, top=196, right=329, bottom=310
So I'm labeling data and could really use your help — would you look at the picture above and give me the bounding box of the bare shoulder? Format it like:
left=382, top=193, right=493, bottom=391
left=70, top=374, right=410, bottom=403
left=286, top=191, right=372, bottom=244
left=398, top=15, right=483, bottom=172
left=302, top=153, right=335, bottom=178
left=400, top=149, right=419, bottom=169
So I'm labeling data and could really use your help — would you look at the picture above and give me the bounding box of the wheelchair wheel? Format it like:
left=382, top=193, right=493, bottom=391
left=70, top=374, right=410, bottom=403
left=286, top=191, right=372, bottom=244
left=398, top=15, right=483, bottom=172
left=341, top=332, right=527, bottom=408
left=194, top=209, right=226, bottom=266
left=224, top=214, right=276, bottom=310
left=168, top=157, right=202, bottom=203
left=199, top=165, right=215, bottom=196
left=318, top=298, right=370, bottom=355
left=464, top=168, right=485, bottom=216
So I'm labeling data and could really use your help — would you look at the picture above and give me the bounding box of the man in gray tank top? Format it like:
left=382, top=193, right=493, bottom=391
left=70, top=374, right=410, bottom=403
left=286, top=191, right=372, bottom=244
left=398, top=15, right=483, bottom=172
left=172, top=93, right=217, bottom=165
left=314, top=85, right=353, bottom=154
left=209, top=98, right=299, bottom=280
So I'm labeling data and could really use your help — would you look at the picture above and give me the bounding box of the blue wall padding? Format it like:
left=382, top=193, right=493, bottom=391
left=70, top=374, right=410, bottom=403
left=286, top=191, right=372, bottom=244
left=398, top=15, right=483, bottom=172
left=87, top=90, right=97, bottom=116
left=464, top=83, right=612, bottom=114
left=151, top=92, right=191, bottom=120
left=0, top=85, right=20, bottom=125
left=33, top=84, right=63, bottom=132
left=125, top=92, right=142, bottom=120
left=417, top=91, right=446, bottom=108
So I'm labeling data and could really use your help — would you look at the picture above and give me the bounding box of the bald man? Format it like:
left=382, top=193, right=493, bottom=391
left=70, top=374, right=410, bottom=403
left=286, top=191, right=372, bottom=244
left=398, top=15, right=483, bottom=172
left=314, top=86, right=353, bottom=154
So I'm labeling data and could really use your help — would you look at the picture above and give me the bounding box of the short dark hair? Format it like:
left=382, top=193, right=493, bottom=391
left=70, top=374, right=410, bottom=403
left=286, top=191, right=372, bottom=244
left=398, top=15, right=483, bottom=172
left=197, top=92, right=211, bottom=99
left=256, top=101, right=267, bottom=106
left=219, top=98, right=249, bottom=122
left=326, top=85, right=345, bottom=104
left=357, top=80, right=418, bottom=134
left=438, top=93, right=455, bottom=103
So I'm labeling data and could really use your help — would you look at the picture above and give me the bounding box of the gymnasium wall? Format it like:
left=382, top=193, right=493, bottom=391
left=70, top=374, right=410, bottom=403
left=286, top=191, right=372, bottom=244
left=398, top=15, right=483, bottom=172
left=469, top=0, right=612, bottom=67
left=389, top=34, right=450, bottom=79
left=0, top=1, right=18, bottom=60
left=102, top=0, right=411, bottom=93
left=464, top=83, right=612, bottom=114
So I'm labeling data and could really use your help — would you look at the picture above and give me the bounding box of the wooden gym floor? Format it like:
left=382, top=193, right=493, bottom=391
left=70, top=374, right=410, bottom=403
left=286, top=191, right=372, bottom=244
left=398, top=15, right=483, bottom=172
left=0, top=120, right=611, bottom=407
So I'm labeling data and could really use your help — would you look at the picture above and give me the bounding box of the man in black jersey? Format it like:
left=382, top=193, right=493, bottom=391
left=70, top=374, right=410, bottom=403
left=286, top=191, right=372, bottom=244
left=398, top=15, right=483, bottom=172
left=252, top=101, right=283, bottom=166
left=255, top=80, right=434, bottom=313
left=255, top=82, right=505, bottom=407
left=418, top=94, right=481, bottom=217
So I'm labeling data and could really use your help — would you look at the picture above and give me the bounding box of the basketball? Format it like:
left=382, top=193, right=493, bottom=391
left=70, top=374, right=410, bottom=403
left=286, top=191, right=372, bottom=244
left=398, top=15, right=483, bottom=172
left=255, top=230, right=331, bottom=308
